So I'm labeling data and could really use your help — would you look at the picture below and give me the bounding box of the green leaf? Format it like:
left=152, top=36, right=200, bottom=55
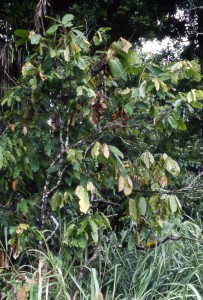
left=139, top=80, right=147, bottom=98
left=149, top=195, right=158, bottom=210
left=61, top=14, right=74, bottom=26
left=89, top=219, right=98, bottom=243
left=75, top=186, right=90, bottom=213
left=46, top=24, right=61, bottom=34
left=162, top=154, right=180, bottom=176
left=138, top=197, right=147, bottom=215
left=177, top=117, right=187, bottom=131
left=109, top=145, right=124, bottom=159
left=14, top=30, right=29, bottom=37
left=129, top=198, right=138, bottom=221
left=109, top=57, right=127, bottom=81
left=51, top=191, right=63, bottom=211
left=169, top=195, right=178, bottom=213
left=30, top=33, right=42, bottom=45
left=100, top=212, right=112, bottom=230
left=18, top=201, right=29, bottom=216
left=140, top=151, right=154, bottom=169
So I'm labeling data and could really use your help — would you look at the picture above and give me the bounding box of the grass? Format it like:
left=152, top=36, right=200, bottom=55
left=1, top=220, right=202, bottom=299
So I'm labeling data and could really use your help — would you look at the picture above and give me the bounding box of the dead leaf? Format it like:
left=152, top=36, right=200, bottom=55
left=159, top=176, right=168, bottom=187
left=90, top=90, right=107, bottom=125
left=16, top=286, right=26, bottom=300
left=0, top=250, right=9, bottom=269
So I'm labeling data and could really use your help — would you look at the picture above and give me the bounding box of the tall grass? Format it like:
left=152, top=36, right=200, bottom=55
left=1, top=232, right=202, bottom=300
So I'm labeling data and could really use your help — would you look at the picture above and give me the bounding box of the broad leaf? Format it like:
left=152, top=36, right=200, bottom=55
left=75, top=186, right=90, bottom=213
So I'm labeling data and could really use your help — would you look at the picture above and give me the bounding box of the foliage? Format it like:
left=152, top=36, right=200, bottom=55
left=1, top=225, right=202, bottom=299
left=0, top=11, right=203, bottom=299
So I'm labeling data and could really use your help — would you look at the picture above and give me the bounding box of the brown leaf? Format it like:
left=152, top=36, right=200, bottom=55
left=39, top=72, right=46, bottom=81
left=159, top=176, right=168, bottom=187
left=8, top=123, right=15, bottom=132
left=112, top=107, right=128, bottom=132
left=0, top=250, right=9, bottom=269
left=90, top=90, right=107, bottom=125
left=16, top=287, right=26, bottom=300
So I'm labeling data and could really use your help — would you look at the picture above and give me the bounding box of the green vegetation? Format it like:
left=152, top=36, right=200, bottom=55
left=0, top=1, right=203, bottom=299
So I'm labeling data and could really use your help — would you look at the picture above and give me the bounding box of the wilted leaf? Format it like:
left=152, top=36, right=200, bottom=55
left=16, top=287, right=27, bottom=300
left=118, top=175, right=125, bottom=192
left=123, top=176, right=133, bottom=196
left=159, top=176, right=168, bottom=187
left=102, top=143, right=109, bottom=158
left=75, top=186, right=90, bottom=213
left=0, top=250, right=9, bottom=269
left=90, top=90, right=107, bottom=125
left=17, top=287, right=26, bottom=300
left=119, top=37, right=132, bottom=53
left=87, top=181, right=95, bottom=194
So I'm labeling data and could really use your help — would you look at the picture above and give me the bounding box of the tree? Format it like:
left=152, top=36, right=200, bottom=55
left=0, top=7, right=203, bottom=299
left=0, top=12, right=202, bottom=260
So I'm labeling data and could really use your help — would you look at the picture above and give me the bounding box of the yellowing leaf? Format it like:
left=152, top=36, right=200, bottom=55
left=152, top=78, right=160, bottom=91
left=145, top=239, right=156, bottom=249
left=16, top=223, right=30, bottom=234
left=87, top=181, right=95, bottom=194
left=75, top=186, right=90, bottom=213
left=22, top=126, right=28, bottom=136
left=91, top=142, right=101, bottom=159
left=106, top=48, right=115, bottom=61
left=102, top=143, right=110, bottom=158
left=118, top=175, right=125, bottom=192
left=119, top=37, right=132, bottom=53
left=123, top=176, right=133, bottom=196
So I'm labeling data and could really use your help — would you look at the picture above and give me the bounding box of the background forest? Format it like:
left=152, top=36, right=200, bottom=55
left=0, top=1, right=203, bottom=299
